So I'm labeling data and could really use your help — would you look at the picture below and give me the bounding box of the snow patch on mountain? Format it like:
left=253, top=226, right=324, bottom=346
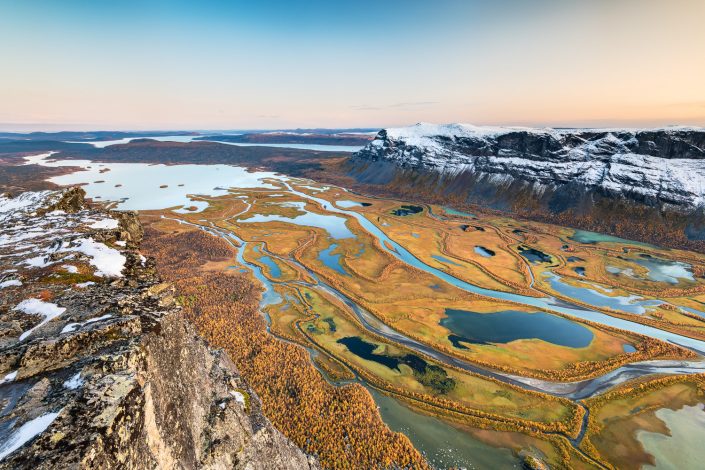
left=355, top=123, right=705, bottom=210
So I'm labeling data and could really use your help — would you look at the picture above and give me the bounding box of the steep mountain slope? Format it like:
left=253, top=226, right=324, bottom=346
left=0, top=188, right=318, bottom=469
left=347, top=123, right=705, bottom=250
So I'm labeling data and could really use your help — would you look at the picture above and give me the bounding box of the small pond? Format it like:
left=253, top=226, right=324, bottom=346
left=569, top=229, right=653, bottom=247
left=518, top=246, right=552, bottom=264
left=443, top=207, right=475, bottom=218
left=474, top=246, right=495, bottom=257
left=634, top=254, right=694, bottom=284
left=336, top=200, right=372, bottom=208
left=440, top=308, right=594, bottom=348
left=391, top=205, right=423, bottom=216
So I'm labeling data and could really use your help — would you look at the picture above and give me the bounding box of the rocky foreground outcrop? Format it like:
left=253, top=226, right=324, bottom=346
left=0, top=188, right=318, bottom=469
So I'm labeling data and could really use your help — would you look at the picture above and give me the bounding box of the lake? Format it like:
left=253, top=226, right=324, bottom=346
left=440, top=309, right=594, bottom=348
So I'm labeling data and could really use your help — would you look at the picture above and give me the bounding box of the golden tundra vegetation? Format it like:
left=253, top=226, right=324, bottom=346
left=139, top=179, right=705, bottom=469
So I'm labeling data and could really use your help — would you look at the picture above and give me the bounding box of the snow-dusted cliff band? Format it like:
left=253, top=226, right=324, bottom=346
left=353, top=123, right=705, bottom=211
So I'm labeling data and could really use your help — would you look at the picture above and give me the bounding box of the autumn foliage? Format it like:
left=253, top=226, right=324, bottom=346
left=141, top=224, right=428, bottom=469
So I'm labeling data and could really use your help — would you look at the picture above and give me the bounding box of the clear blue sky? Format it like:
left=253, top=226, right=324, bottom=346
left=1, top=0, right=704, bottom=130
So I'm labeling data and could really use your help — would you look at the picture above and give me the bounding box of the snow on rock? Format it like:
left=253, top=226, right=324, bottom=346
left=0, top=370, right=18, bottom=384
left=60, top=238, right=125, bottom=278
left=0, top=191, right=56, bottom=223
left=63, top=265, right=78, bottom=274
left=75, top=281, right=95, bottom=288
left=0, top=279, right=22, bottom=289
left=61, top=314, right=112, bottom=334
left=0, top=411, right=61, bottom=461
left=88, top=218, right=119, bottom=230
left=14, top=299, right=67, bottom=341
left=230, top=390, right=247, bottom=407
left=62, top=373, right=84, bottom=390
left=356, top=123, right=705, bottom=210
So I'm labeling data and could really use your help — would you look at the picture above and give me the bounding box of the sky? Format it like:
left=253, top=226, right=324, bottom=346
left=1, top=0, right=704, bottom=131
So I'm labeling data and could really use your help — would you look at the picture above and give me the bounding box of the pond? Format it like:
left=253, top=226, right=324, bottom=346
left=443, top=207, right=475, bottom=218
left=391, top=205, right=423, bottom=216
left=336, top=336, right=402, bottom=370
left=573, top=267, right=586, bottom=276
left=440, top=308, right=594, bottom=348
left=518, top=246, right=552, bottom=264
left=474, top=246, right=495, bottom=257
left=336, top=200, right=372, bottom=208
left=633, top=254, right=694, bottom=284
left=319, top=243, right=349, bottom=276
left=569, top=229, right=654, bottom=248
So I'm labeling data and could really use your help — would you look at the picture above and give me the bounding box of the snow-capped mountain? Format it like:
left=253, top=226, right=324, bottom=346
left=353, top=123, right=705, bottom=211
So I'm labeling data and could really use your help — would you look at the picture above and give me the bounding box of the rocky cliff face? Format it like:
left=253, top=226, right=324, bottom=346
left=354, top=123, right=705, bottom=211
left=347, top=123, right=705, bottom=249
left=0, top=188, right=318, bottom=469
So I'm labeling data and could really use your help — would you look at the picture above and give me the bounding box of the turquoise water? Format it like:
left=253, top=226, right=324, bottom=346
left=319, top=243, right=349, bottom=276
left=443, top=207, right=475, bottom=218
left=569, top=229, right=654, bottom=247
left=441, top=309, right=594, bottom=348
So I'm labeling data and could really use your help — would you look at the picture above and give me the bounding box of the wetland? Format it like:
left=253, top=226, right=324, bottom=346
left=27, top=152, right=705, bottom=469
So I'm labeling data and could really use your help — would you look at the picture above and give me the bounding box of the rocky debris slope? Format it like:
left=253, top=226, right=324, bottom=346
left=353, top=123, right=705, bottom=212
left=0, top=188, right=318, bottom=469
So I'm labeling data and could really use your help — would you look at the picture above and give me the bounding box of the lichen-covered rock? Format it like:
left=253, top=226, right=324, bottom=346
left=0, top=188, right=318, bottom=469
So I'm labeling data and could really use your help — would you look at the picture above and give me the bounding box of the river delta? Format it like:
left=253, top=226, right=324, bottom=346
left=29, top=152, right=705, bottom=469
